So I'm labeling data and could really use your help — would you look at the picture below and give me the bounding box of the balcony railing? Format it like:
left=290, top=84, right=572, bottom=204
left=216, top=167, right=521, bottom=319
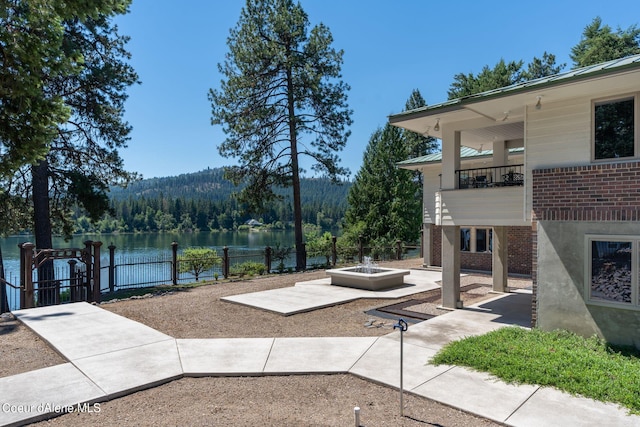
left=456, top=164, right=524, bottom=189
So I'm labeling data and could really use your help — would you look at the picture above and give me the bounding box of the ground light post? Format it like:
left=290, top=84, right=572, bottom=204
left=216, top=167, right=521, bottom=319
left=394, top=318, right=408, bottom=417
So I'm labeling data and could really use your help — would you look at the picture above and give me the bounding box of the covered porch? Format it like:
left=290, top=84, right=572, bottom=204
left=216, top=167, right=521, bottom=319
left=391, top=91, right=535, bottom=311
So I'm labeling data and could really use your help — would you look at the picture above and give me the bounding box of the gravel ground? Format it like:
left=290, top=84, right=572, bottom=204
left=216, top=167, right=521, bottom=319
left=2, top=259, right=531, bottom=426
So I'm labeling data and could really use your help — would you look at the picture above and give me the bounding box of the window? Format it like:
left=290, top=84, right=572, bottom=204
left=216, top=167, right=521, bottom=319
left=593, top=96, right=637, bottom=160
left=461, top=228, right=492, bottom=253
left=587, top=236, right=638, bottom=308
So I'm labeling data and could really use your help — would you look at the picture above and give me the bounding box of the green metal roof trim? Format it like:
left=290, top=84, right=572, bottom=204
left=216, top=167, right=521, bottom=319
left=390, top=54, right=640, bottom=120
left=397, top=146, right=524, bottom=167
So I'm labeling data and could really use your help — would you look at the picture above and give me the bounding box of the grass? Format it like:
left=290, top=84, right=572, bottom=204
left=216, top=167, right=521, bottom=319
left=431, top=327, right=640, bottom=413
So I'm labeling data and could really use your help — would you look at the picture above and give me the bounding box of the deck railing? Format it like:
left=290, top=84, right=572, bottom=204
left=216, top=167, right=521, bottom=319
left=456, top=164, right=524, bottom=189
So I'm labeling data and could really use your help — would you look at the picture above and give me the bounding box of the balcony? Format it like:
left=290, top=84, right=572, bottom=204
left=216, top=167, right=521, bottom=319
left=456, top=164, right=524, bottom=189
left=436, top=163, right=528, bottom=226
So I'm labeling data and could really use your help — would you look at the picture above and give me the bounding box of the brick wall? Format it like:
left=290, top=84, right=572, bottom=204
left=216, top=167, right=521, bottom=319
left=532, top=161, right=640, bottom=221
left=431, top=225, right=531, bottom=276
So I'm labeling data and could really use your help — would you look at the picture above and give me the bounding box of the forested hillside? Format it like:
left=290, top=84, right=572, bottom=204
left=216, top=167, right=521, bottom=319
left=74, top=168, right=351, bottom=233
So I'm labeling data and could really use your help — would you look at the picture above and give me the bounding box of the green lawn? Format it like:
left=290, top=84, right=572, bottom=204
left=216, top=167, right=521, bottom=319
left=431, top=327, right=640, bottom=413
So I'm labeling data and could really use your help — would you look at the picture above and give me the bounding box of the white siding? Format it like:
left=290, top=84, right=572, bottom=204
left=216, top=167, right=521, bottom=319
left=525, top=96, right=592, bottom=217
left=422, top=167, right=441, bottom=224
left=438, top=186, right=527, bottom=226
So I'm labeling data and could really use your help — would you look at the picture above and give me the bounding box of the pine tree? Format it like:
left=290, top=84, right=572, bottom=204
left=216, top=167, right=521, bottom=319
left=571, top=17, right=640, bottom=67
left=344, top=124, right=421, bottom=245
left=209, top=0, right=352, bottom=270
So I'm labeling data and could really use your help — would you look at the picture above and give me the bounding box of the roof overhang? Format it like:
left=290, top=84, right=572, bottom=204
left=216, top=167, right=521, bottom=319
left=389, top=55, right=640, bottom=150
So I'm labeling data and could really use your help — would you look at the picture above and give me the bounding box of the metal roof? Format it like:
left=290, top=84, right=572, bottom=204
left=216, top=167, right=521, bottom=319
left=389, top=54, right=640, bottom=121
left=397, top=147, right=524, bottom=168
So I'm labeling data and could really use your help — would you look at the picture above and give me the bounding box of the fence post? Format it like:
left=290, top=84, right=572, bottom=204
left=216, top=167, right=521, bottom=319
left=331, top=236, right=337, bottom=267
left=108, top=243, right=116, bottom=292
left=265, top=246, right=272, bottom=274
left=91, top=241, right=102, bottom=304
left=171, top=242, right=178, bottom=285
left=21, top=243, right=35, bottom=309
left=18, top=243, right=26, bottom=309
left=358, top=235, right=364, bottom=264
left=68, top=260, right=78, bottom=302
left=301, top=242, right=307, bottom=271
left=84, top=241, right=93, bottom=301
left=396, top=240, right=402, bottom=260
left=223, top=246, right=229, bottom=279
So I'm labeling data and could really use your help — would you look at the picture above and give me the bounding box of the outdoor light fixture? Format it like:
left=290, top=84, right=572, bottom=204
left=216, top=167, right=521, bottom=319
left=535, top=96, right=542, bottom=110
left=433, top=118, right=440, bottom=132
left=500, top=111, right=510, bottom=121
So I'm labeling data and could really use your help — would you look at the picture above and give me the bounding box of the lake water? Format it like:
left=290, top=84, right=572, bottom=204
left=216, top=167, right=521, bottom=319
left=0, top=230, right=300, bottom=275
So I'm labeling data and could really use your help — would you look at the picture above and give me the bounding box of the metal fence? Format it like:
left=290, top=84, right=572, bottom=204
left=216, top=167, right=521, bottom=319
left=1, top=237, right=422, bottom=312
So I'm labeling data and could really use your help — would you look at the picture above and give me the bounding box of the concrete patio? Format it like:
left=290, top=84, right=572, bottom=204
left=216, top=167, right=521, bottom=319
left=2, top=271, right=639, bottom=426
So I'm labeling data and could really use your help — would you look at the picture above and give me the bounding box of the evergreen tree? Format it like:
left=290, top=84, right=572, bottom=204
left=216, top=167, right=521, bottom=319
left=571, top=17, right=640, bottom=67
left=403, top=89, right=438, bottom=158
left=1, top=1, right=137, bottom=300
left=448, top=54, right=564, bottom=99
left=344, top=123, right=421, bottom=245
left=209, top=0, right=352, bottom=270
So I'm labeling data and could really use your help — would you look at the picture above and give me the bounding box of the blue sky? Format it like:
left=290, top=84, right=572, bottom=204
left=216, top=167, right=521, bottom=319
left=115, top=0, right=639, bottom=179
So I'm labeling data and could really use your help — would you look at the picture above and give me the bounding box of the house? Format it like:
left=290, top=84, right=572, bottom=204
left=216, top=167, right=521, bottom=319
left=389, top=54, right=640, bottom=348
left=398, top=147, right=532, bottom=276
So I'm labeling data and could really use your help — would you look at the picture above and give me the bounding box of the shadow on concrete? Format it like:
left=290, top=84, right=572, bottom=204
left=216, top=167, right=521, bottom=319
left=465, top=292, right=532, bottom=328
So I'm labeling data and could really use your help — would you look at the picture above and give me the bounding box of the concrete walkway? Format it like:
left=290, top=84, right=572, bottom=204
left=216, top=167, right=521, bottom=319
left=2, top=275, right=639, bottom=426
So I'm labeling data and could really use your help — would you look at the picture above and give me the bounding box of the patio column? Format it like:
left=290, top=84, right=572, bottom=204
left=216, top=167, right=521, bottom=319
left=492, top=226, right=508, bottom=292
left=492, top=139, right=507, bottom=183
left=492, top=140, right=507, bottom=165
left=423, top=223, right=435, bottom=267
left=441, top=225, right=461, bottom=309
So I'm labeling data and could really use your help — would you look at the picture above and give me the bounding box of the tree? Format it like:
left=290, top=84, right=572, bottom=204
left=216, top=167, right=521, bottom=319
left=344, top=123, right=422, bottom=245
left=209, top=0, right=352, bottom=271
left=178, top=248, right=221, bottom=281
left=448, top=53, right=564, bottom=99
left=0, top=0, right=72, bottom=177
left=571, top=17, right=640, bottom=67
left=1, top=2, right=138, bottom=299
left=402, top=89, right=438, bottom=158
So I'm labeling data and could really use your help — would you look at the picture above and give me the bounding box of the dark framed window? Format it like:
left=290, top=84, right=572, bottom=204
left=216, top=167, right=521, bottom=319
left=587, top=237, right=637, bottom=308
left=594, top=97, right=635, bottom=160
left=460, top=228, right=492, bottom=253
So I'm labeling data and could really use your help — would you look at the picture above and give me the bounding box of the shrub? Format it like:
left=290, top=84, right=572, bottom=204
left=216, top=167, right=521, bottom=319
left=230, top=261, right=266, bottom=278
left=178, top=247, right=221, bottom=281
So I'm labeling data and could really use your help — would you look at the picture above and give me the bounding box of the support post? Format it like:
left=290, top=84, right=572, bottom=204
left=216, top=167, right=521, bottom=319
left=358, top=235, right=364, bottom=264
left=441, top=226, right=461, bottom=309
left=91, top=241, right=102, bottom=303
left=492, top=226, right=509, bottom=292
left=265, top=246, right=272, bottom=274
left=300, top=242, right=306, bottom=270
left=331, top=236, right=337, bottom=267
left=396, top=240, right=402, bottom=260
left=108, top=243, right=116, bottom=292
left=21, top=243, right=35, bottom=309
left=68, top=260, right=78, bottom=302
left=223, top=246, right=229, bottom=279
left=422, top=223, right=435, bottom=267
left=171, top=242, right=178, bottom=285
